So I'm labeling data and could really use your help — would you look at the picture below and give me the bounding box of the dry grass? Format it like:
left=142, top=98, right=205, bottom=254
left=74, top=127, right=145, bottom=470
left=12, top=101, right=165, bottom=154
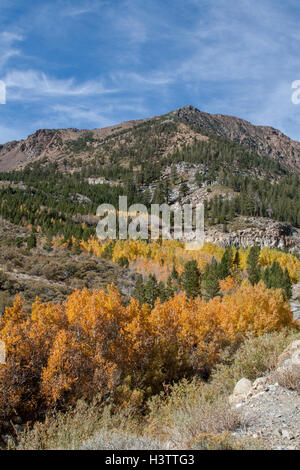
left=80, top=432, right=165, bottom=450
left=144, top=330, right=300, bottom=448
left=191, top=432, right=265, bottom=450
left=209, top=329, right=300, bottom=396
left=146, top=379, right=242, bottom=448
left=10, top=330, right=300, bottom=450
left=10, top=398, right=141, bottom=450
left=271, top=366, right=300, bottom=393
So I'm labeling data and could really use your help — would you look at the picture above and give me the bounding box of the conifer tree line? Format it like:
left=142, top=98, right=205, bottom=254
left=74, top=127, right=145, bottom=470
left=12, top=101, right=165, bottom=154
left=0, top=115, right=299, bottom=246
left=133, top=245, right=293, bottom=305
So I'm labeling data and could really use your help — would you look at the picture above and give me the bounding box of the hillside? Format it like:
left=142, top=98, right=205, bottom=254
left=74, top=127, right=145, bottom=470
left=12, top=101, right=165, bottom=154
left=0, top=107, right=299, bottom=451
left=1, top=106, right=300, bottom=174
left=0, top=106, right=299, bottom=252
left=172, top=106, right=300, bottom=173
left=0, top=217, right=137, bottom=313
left=0, top=119, right=147, bottom=172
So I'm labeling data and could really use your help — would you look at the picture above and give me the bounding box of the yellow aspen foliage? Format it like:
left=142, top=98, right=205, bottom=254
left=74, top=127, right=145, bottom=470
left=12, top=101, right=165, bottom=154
left=0, top=296, right=28, bottom=358
left=238, top=247, right=251, bottom=270
left=30, top=298, right=67, bottom=351
left=259, top=248, right=300, bottom=283
left=219, top=276, right=238, bottom=294
left=62, top=236, right=300, bottom=285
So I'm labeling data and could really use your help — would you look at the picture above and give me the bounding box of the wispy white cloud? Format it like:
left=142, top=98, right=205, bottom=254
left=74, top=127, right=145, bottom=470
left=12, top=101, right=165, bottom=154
left=174, top=0, right=298, bottom=83
left=50, top=104, right=114, bottom=127
left=0, top=31, right=23, bottom=70
left=1, top=0, right=300, bottom=143
left=112, top=71, right=174, bottom=88
left=4, top=70, right=118, bottom=100
left=50, top=100, right=149, bottom=127
left=62, top=6, right=96, bottom=17
left=110, top=13, right=148, bottom=44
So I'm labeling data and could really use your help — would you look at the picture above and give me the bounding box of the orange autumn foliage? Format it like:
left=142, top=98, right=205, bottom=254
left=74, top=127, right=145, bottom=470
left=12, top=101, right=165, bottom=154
left=219, top=276, right=238, bottom=294
left=0, top=281, right=295, bottom=421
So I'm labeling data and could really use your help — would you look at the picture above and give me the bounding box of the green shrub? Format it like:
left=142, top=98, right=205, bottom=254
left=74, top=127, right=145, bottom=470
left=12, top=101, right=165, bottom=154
left=117, top=257, right=129, bottom=268
left=27, top=234, right=37, bottom=250
left=0, top=270, right=7, bottom=289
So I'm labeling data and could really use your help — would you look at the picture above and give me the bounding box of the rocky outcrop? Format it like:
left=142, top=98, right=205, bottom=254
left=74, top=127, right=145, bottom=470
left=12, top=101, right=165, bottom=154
left=205, top=217, right=300, bottom=252
left=0, top=129, right=61, bottom=171
left=291, top=284, right=300, bottom=322
left=277, top=340, right=300, bottom=368
left=0, top=119, right=146, bottom=172
left=229, top=378, right=253, bottom=406
left=229, top=340, right=300, bottom=450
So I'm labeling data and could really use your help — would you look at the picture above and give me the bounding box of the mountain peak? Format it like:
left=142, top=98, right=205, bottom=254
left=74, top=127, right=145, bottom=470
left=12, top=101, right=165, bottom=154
left=170, top=106, right=300, bottom=173
left=0, top=106, right=299, bottom=174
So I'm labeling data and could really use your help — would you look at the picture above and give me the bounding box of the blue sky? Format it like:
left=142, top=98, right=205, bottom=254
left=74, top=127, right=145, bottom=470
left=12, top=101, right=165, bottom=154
left=1, top=0, right=300, bottom=144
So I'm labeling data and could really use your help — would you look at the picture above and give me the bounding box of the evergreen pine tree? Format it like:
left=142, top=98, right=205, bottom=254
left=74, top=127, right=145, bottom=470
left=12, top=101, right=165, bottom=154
left=179, top=182, right=189, bottom=200
left=166, top=275, right=176, bottom=298
left=144, top=274, right=160, bottom=308
left=283, top=268, right=292, bottom=299
left=133, top=274, right=145, bottom=305
left=202, top=258, right=220, bottom=300
left=218, top=247, right=234, bottom=279
left=27, top=233, right=37, bottom=250
left=171, top=266, right=179, bottom=280
left=233, top=251, right=240, bottom=269
left=262, top=262, right=292, bottom=299
left=247, top=245, right=261, bottom=285
left=181, top=260, right=201, bottom=298
left=231, top=250, right=241, bottom=280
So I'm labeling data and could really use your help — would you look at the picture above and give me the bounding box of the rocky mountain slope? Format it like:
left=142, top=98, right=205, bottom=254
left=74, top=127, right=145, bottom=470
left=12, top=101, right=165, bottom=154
left=205, top=216, right=300, bottom=252
left=0, top=106, right=299, bottom=173
left=0, top=106, right=299, bottom=252
left=172, top=106, right=300, bottom=173
left=0, top=119, right=146, bottom=172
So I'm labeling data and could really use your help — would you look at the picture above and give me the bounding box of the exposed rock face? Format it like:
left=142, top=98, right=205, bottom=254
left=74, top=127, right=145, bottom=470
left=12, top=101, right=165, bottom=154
left=291, top=285, right=300, bottom=322
left=0, top=106, right=299, bottom=173
left=229, top=378, right=253, bottom=406
left=0, top=129, right=61, bottom=171
left=233, top=383, right=300, bottom=449
left=172, top=106, right=300, bottom=173
left=0, top=119, right=146, bottom=172
left=205, top=217, right=300, bottom=252
left=277, top=340, right=300, bottom=368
